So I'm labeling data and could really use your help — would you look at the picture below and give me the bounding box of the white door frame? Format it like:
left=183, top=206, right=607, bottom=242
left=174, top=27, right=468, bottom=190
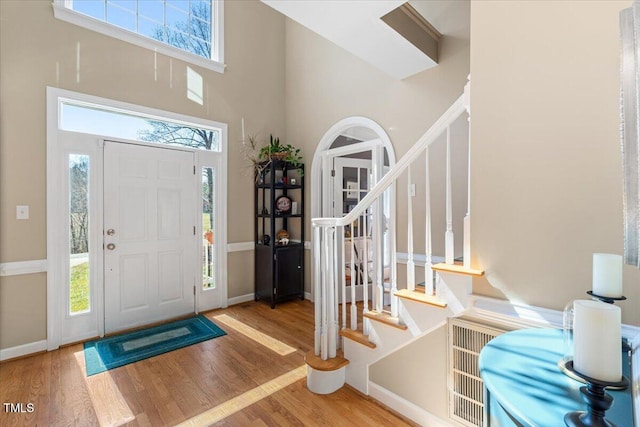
left=46, top=87, right=228, bottom=350
left=310, top=117, right=396, bottom=303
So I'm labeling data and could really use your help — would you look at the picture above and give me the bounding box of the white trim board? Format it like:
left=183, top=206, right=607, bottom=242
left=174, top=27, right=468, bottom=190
left=368, top=381, right=451, bottom=427
left=467, top=295, right=640, bottom=339
left=0, top=340, right=47, bottom=362
left=52, top=1, right=225, bottom=74
left=0, top=260, right=47, bottom=277
left=227, top=292, right=311, bottom=307
left=227, top=241, right=312, bottom=253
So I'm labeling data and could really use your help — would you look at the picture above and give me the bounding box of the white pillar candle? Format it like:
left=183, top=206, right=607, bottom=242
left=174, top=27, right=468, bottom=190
left=592, top=253, right=623, bottom=298
left=573, top=299, right=621, bottom=382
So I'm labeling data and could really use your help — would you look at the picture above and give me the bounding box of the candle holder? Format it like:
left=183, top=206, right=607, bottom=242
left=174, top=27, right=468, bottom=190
left=562, top=360, right=629, bottom=427
left=586, top=291, right=627, bottom=305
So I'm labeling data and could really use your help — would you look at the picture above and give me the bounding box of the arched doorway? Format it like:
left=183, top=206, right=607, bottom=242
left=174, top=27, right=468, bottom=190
left=310, top=117, right=396, bottom=305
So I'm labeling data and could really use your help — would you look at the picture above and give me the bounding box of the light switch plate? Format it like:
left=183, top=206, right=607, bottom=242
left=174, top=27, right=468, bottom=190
left=16, top=205, right=29, bottom=220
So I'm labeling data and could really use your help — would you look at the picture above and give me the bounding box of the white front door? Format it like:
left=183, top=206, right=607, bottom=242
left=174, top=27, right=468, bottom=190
left=104, top=141, right=196, bottom=333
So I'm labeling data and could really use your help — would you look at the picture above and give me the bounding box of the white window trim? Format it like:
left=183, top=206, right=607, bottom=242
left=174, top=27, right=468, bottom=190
left=52, top=0, right=225, bottom=74
left=46, top=86, right=228, bottom=350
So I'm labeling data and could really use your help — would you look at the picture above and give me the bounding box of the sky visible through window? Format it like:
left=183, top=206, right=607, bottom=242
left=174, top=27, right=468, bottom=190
left=70, top=0, right=213, bottom=60
left=60, top=102, right=220, bottom=151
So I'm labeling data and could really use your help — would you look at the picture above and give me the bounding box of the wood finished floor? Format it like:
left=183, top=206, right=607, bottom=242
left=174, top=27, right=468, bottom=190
left=0, top=300, right=416, bottom=426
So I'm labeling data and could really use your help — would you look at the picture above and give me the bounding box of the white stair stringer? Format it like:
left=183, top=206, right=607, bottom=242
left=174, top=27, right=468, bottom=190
left=399, top=298, right=453, bottom=337
left=343, top=273, right=473, bottom=423
left=344, top=319, right=412, bottom=394
left=436, top=272, right=472, bottom=316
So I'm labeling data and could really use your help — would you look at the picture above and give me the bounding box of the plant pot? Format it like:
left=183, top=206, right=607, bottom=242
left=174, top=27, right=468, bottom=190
left=270, top=152, right=289, bottom=160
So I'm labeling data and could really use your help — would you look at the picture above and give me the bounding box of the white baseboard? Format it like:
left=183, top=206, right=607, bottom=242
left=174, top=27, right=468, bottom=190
left=227, top=293, right=255, bottom=306
left=0, top=340, right=47, bottom=361
left=368, top=381, right=452, bottom=427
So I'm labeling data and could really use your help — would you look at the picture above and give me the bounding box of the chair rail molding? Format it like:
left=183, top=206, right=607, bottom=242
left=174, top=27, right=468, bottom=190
left=0, top=259, right=48, bottom=277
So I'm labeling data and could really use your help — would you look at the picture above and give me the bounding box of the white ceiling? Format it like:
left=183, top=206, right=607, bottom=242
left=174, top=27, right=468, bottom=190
left=262, top=0, right=440, bottom=80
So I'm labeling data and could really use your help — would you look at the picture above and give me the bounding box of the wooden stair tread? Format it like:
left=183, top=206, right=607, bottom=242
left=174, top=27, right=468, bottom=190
left=432, top=262, right=484, bottom=277
left=394, top=289, right=447, bottom=308
left=339, top=329, right=376, bottom=349
left=305, top=349, right=350, bottom=371
left=363, top=310, right=407, bottom=330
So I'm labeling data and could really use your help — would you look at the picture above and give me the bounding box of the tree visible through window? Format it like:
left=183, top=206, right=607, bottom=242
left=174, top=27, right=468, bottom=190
left=68, top=0, right=215, bottom=61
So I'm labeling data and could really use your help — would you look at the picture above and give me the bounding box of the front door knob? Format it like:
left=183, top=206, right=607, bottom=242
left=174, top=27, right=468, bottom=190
left=106, top=243, right=116, bottom=250
left=106, top=229, right=115, bottom=236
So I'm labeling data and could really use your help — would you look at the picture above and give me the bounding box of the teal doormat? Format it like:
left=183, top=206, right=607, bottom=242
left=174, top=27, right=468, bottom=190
left=83, top=315, right=226, bottom=376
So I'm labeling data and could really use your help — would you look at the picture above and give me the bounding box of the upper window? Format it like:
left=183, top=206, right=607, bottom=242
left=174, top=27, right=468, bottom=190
left=53, top=0, right=224, bottom=73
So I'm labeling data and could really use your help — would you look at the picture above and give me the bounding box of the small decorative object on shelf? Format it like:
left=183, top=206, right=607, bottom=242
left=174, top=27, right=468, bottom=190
left=254, top=159, right=305, bottom=308
left=275, top=196, right=292, bottom=214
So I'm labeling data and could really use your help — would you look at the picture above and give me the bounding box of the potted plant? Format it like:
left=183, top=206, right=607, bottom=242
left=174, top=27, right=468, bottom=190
left=243, top=134, right=303, bottom=180
left=259, top=135, right=303, bottom=172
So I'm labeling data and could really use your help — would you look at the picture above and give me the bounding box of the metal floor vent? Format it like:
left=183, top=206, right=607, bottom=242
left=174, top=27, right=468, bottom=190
left=448, top=317, right=506, bottom=427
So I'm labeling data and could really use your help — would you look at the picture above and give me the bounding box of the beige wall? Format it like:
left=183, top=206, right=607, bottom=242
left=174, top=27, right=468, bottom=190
left=0, top=0, right=285, bottom=349
left=369, top=324, right=448, bottom=420
left=470, top=0, right=640, bottom=326
left=283, top=4, right=471, bottom=292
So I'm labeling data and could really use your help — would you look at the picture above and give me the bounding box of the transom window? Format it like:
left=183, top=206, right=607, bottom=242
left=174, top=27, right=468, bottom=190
left=60, top=100, right=221, bottom=151
left=53, top=0, right=224, bottom=73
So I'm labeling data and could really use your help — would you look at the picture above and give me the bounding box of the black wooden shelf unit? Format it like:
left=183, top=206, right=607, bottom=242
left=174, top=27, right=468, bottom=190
left=254, top=160, right=305, bottom=308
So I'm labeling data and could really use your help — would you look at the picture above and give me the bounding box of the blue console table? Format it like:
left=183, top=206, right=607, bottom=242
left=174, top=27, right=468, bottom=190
left=479, top=328, right=633, bottom=427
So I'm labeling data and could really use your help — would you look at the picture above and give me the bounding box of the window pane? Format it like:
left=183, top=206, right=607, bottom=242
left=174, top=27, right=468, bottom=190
left=106, top=3, right=136, bottom=32
left=138, top=0, right=163, bottom=20
left=168, top=0, right=190, bottom=13
left=69, top=154, right=90, bottom=315
left=68, top=0, right=215, bottom=61
left=73, top=0, right=105, bottom=20
left=139, top=16, right=164, bottom=41
left=60, top=102, right=221, bottom=151
left=202, top=167, right=215, bottom=290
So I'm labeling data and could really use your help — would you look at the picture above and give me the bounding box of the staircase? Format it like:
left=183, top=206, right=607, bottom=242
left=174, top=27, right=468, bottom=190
left=306, top=79, right=484, bottom=424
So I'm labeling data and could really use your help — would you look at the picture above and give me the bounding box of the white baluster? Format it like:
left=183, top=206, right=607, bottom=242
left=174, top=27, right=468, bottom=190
left=321, top=227, right=330, bottom=360
left=314, top=226, right=321, bottom=356
left=389, top=183, right=399, bottom=318
left=374, top=199, right=384, bottom=313
left=425, top=147, right=435, bottom=295
left=340, top=226, right=346, bottom=333
left=464, top=78, right=472, bottom=269
left=445, top=126, right=455, bottom=265
left=362, top=212, right=370, bottom=335
left=350, top=223, right=357, bottom=331
left=328, top=227, right=337, bottom=359
left=407, top=165, right=415, bottom=291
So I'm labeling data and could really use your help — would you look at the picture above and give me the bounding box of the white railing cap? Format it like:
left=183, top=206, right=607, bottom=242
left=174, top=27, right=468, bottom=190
left=312, top=218, right=340, bottom=227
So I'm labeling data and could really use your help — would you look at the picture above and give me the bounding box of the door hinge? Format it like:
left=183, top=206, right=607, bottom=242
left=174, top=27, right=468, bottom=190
left=194, top=226, right=196, bottom=235
left=331, top=169, right=335, bottom=177
left=193, top=285, right=196, bottom=295
left=193, top=165, right=196, bottom=175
